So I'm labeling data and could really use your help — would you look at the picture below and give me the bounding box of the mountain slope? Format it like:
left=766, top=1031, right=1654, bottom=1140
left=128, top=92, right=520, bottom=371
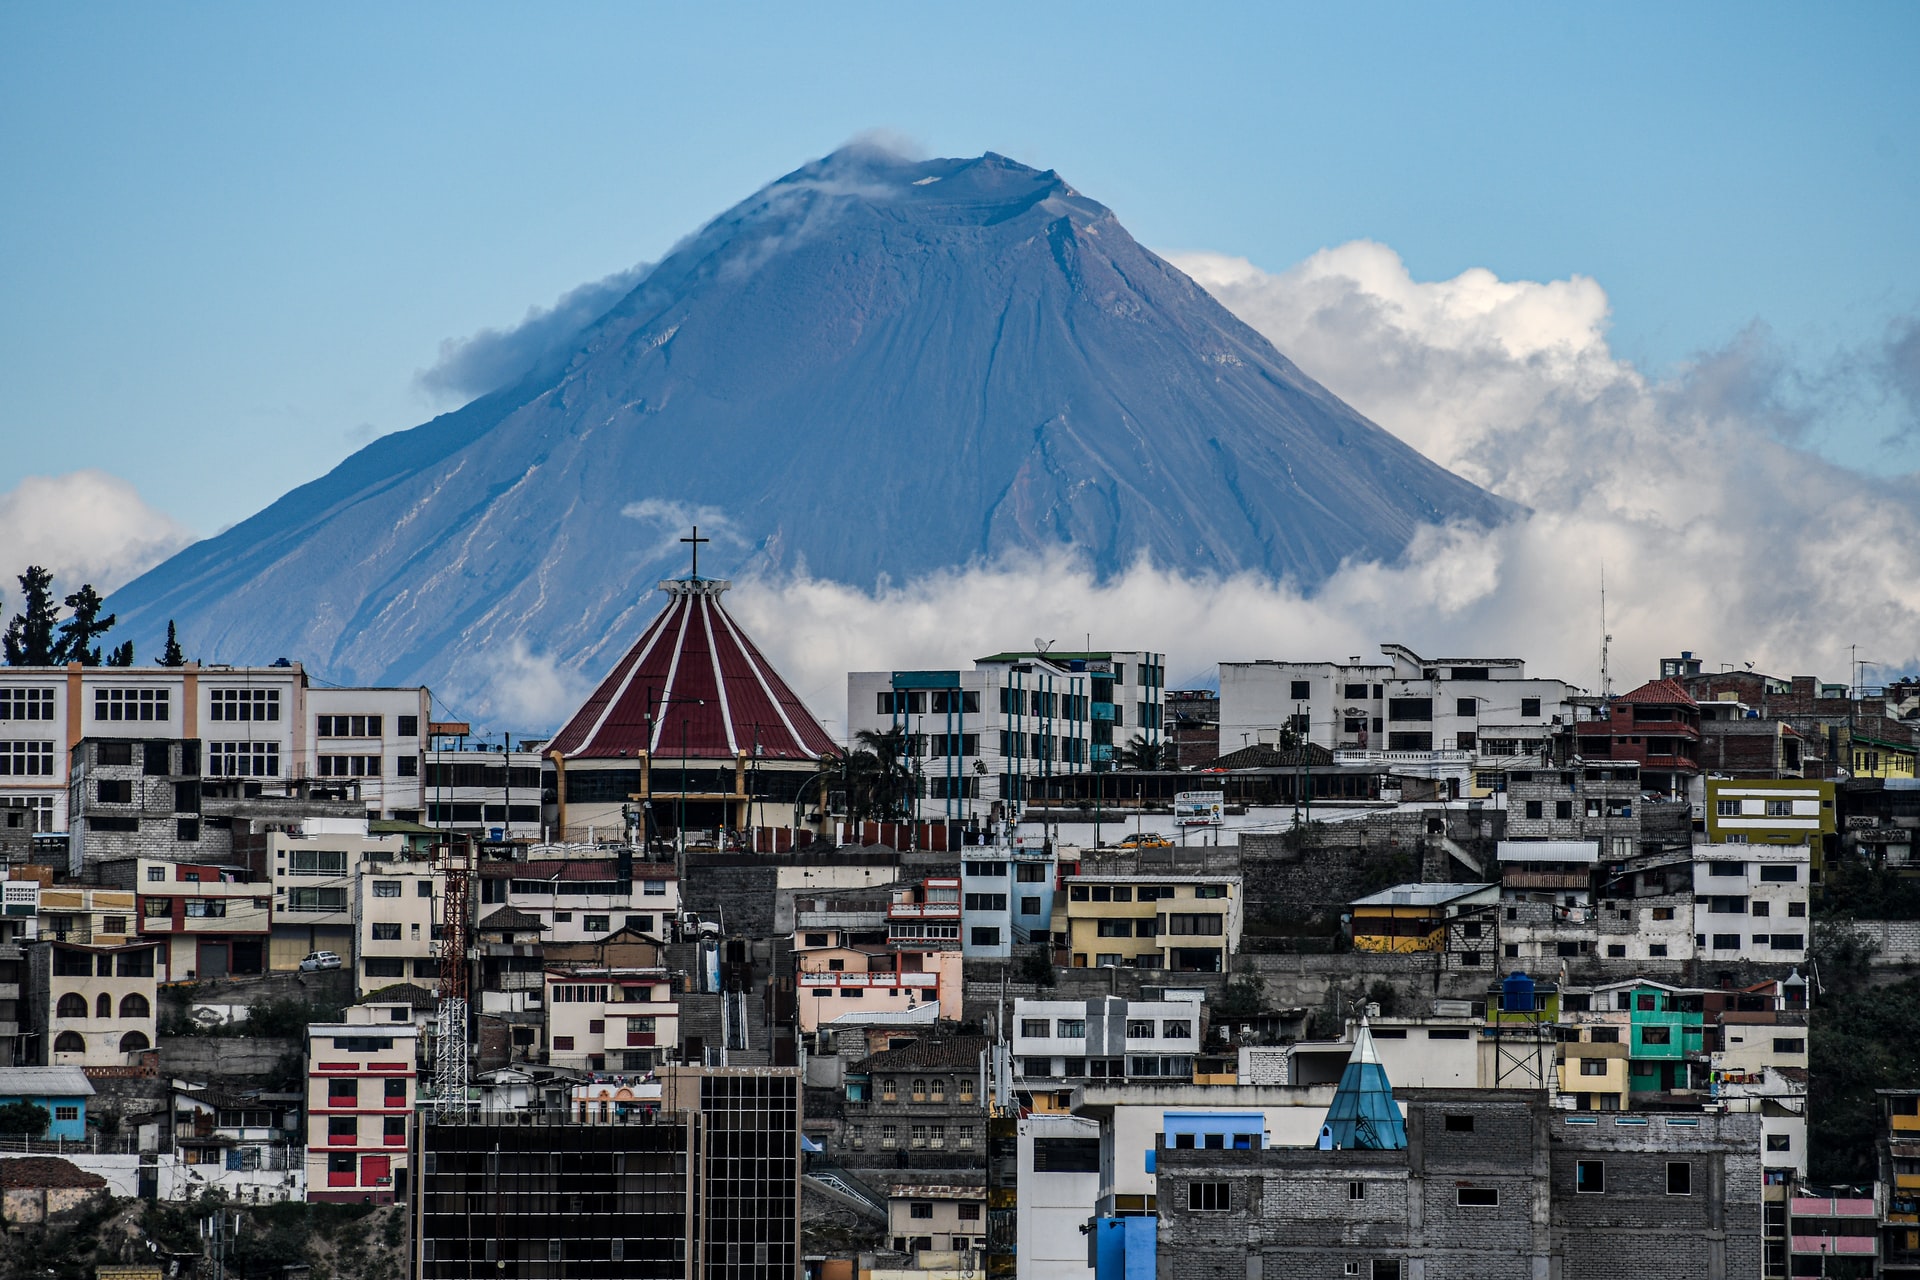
left=108, top=146, right=1511, bottom=717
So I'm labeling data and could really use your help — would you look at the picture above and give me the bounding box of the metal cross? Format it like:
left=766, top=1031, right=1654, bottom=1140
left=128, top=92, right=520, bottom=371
left=681, top=526, right=710, bottom=578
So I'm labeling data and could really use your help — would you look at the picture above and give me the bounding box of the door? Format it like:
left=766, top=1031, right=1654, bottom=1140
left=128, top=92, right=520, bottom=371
left=197, top=941, right=229, bottom=980
left=362, top=1155, right=391, bottom=1189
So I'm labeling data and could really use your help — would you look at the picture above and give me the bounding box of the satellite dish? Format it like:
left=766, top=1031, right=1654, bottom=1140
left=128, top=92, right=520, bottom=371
left=1034, top=638, right=1052, bottom=654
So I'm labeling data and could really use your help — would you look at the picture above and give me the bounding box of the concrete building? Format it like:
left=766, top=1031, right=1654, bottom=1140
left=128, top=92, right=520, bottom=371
left=304, top=1018, right=419, bottom=1204
left=846, top=649, right=1168, bottom=819
left=94, top=856, right=268, bottom=982
left=264, top=820, right=405, bottom=970
left=353, top=855, right=443, bottom=996
left=888, top=1184, right=987, bottom=1256
left=1879, top=1089, right=1920, bottom=1278
left=305, top=686, right=431, bottom=823
left=1704, top=778, right=1836, bottom=847
left=1154, top=1090, right=1762, bottom=1280
left=1012, top=995, right=1205, bottom=1098
left=422, top=737, right=544, bottom=839
left=1218, top=645, right=1578, bottom=793
left=478, top=853, right=680, bottom=945
left=1504, top=760, right=1642, bottom=858
left=1054, top=874, right=1243, bottom=973
left=543, top=954, right=679, bottom=1072
left=25, top=938, right=158, bottom=1067
left=837, top=1037, right=987, bottom=1169
left=958, top=843, right=1057, bottom=959
left=1015, top=1112, right=1102, bottom=1280
left=1573, top=679, right=1703, bottom=799
left=1692, top=843, right=1810, bottom=966
left=1348, top=883, right=1498, bottom=954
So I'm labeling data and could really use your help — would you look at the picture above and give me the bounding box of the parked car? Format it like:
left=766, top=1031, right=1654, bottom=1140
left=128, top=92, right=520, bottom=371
left=299, top=950, right=342, bottom=972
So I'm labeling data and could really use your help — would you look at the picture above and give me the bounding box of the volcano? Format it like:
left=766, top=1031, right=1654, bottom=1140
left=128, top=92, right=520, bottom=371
left=108, top=145, right=1510, bottom=720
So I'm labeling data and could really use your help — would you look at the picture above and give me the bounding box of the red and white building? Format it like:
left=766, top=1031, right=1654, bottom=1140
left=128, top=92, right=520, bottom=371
left=304, top=1016, right=418, bottom=1203
left=95, top=857, right=269, bottom=982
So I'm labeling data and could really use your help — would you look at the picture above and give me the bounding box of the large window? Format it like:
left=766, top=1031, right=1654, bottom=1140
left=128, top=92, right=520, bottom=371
left=0, top=689, right=54, bottom=720
left=319, top=755, right=382, bottom=778
left=316, top=714, right=383, bottom=737
left=1575, top=1160, right=1605, bottom=1194
left=208, top=741, right=279, bottom=777
left=95, top=688, right=169, bottom=722
left=1188, top=1181, right=1230, bottom=1212
left=1387, top=698, right=1433, bottom=722
left=287, top=887, right=347, bottom=912
left=210, top=689, right=279, bottom=722
left=1031, top=1137, right=1100, bottom=1172
left=1166, top=914, right=1223, bottom=935
left=0, top=741, right=55, bottom=776
left=287, top=849, right=347, bottom=877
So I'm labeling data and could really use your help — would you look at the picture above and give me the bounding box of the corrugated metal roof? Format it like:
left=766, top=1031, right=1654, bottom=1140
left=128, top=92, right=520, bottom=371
left=1349, top=883, right=1495, bottom=908
left=0, top=1066, right=95, bottom=1097
left=1497, top=841, right=1600, bottom=865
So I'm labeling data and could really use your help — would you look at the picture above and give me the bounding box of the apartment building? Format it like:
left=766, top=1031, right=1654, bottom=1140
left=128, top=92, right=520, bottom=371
left=265, top=821, right=406, bottom=970
left=794, top=933, right=963, bottom=1032
left=1011, top=994, right=1204, bottom=1096
left=1573, top=679, right=1703, bottom=798
left=304, top=1016, right=418, bottom=1204
left=1504, top=760, right=1642, bottom=857
left=1692, top=843, right=1810, bottom=966
left=845, top=649, right=1168, bottom=819
left=0, top=664, right=436, bottom=842
left=95, top=856, right=269, bottom=981
left=26, top=937, right=159, bottom=1067
left=958, top=843, right=1056, bottom=959
left=1218, top=644, right=1578, bottom=785
left=479, top=855, right=680, bottom=945
left=422, top=737, right=544, bottom=839
left=353, top=856, right=443, bottom=996
left=1704, top=778, right=1836, bottom=846
left=543, top=930, right=679, bottom=1072
left=1053, top=874, right=1242, bottom=973
left=888, top=1185, right=987, bottom=1256
left=838, top=1037, right=987, bottom=1169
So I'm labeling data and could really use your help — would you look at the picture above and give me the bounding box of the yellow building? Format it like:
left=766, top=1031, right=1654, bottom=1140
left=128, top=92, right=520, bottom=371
left=1348, top=883, right=1498, bottom=954
left=1054, top=875, right=1242, bottom=974
left=1556, top=1030, right=1631, bottom=1111
left=1851, top=733, right=1918, bottom=780
left=1704, top=778, right=1837, bottom=845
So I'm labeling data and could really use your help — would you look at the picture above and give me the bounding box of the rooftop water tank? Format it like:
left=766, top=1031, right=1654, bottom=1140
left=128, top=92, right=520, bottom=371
left=1502, top=971, right=1536, bottom=1014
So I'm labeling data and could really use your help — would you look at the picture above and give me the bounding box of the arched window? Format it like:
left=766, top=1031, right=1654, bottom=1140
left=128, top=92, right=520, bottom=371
left=119, top=993, right=150, bottom=1019
left=56, top=993, right=87, bottom=1018
left=119, top=1030, right=150, bottom=1053
left=96, top=992, right=112, bottom=1019
left=53, top=1031, right=85, bottom=1053
left=911, top=1077, right=927, bottom=1101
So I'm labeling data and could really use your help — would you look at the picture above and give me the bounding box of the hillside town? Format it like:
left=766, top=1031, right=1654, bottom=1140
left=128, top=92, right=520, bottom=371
left=0, top=561, right=1915, bottom=1280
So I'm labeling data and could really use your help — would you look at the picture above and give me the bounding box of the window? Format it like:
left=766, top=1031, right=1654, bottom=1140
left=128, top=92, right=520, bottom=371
left=1162, top=1020, right=1192, bottom=1038
left=1760, top=865, right=1797, bottom=882
left=328, top=1116, right=357, bottom=1140
left=207, top=741, right=279, bottom=777
left=909, top=1201, right=934, bottom=1220
left=371, top=922, right=401, bottom=941
left=970, top=926, right=1002, bottom=947
left=1457, top=1187, right=1499, bottom=1207
left=1524, top=801, right=1543, bottom=820
left=0, top=689, right=54, bottom=720
left=318, top=754, right=383, bottom=778
left=552, top=1036, right=574, bottom=1051
left=95, top=688, right=170, bottom=722
left=1712, top=934, right=1741, bottom=950
left=1580, top=1058, right=1607, bottom=1076
left=52, top=1030, right=85, bottom=1053
left=1188, top=1181, right=1230, bottom=1213
left=1767, top=1133, right=1791, bottom=1151
left=1715, top=799, right=1739, bottom=817
left=372, top=880, right=401, bottom=898
left=1388, top=697, right=1433, bottom=722
left=210, top=688, right=279, bottom=721
left=1444, top=1114, right=1474, bottom=1132
left=329, top=1078, right=359, bottom=1102
left=1641, top=1027, right=1671, bottom=1046
left=584, top=915, right=609, bottom=933
left=1667, top=1161, right=1692, bottom=1195
left=1521, top=698, right=1542, bottom=717
left=1347, top=1180, right=1365, bottom=1200
left=1053, top=1019, right=1085, bottom=1039
left=0, top=740, right=56, bottom=776
left=1575, top=1160, right=1605, bottom=1193
left=56, top=993, right=87, bottom=1018
left=1166, top=913, right=1223, bottom=935
left=1020, top=1019, right=1049, bottom=1038
left=1773, top=1037, right=1806, bottom=1054
left=1289, top=680, right=1311, bottom=701
left=1127, top=1020, right=1156, bottom=1038
left=1032, top=1137, right=1100, bottom=1172
left=1708, top=860, right=1745, bottom=876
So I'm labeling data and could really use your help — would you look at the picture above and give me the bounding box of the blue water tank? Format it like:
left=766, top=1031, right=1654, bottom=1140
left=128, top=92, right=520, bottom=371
left=1502, top=971, right=1536, bottom=1014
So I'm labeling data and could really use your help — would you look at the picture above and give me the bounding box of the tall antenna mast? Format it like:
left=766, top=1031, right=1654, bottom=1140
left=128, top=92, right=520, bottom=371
left=1599, top=565, right=1613, bottom=700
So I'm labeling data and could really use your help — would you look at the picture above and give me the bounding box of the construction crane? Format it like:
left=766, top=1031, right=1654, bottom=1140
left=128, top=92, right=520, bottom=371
left=433, top=834, right=474, bottom=1116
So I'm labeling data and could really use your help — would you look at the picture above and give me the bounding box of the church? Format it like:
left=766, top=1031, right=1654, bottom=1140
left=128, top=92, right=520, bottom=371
left=541, top=531, right=838, bottom=846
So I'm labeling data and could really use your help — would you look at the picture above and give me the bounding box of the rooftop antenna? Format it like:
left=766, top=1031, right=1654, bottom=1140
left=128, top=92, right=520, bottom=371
left=1034, top=637, right=1052, bottom=655
left=1599, top=564, right=1613, bottom=700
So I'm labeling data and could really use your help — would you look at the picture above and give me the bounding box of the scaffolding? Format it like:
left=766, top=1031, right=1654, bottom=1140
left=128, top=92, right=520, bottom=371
left=433, top=836, right=473, bottom=1116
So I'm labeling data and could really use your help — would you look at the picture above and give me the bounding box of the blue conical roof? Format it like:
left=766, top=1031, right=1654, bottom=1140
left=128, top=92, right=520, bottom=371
left=1320, top=1018, right=1407, bottom=1150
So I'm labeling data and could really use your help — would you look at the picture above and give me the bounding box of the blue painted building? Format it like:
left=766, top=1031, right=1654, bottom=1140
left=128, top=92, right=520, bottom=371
left=1097, top=1109, right=1270, bottom=1280
left=0, top=1065, right=95, bottom=1140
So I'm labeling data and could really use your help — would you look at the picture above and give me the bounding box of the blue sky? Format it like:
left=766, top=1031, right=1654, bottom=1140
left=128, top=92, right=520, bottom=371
left=2, top=2, right=1917, bottom=536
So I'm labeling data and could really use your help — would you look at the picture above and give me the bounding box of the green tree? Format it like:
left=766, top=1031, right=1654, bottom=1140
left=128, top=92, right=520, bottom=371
left=53, top=583, right=115, bottom=665
left=1114, top=733, right=1173, bottom=770
left=106, top=639, right=134, bottom=667
left=161, top=619, right=187, bottom=666
left=843, top=727, right=910, bottom=821
left=2, top=566, right=61, bottom=665
left=0, top=1099, right=49, bottom=1137
left=1017, top=943, right=1055, bottom=987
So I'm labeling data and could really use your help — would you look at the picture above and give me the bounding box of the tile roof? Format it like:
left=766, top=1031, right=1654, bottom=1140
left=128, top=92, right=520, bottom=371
left=358, top=983, right=438, bottom=1009
left=853, top=1035, right=990, bottom=1074
left=1614, top=678, right=1698, bottom=707
left=0, top=1157, right=108, bottom=1190
left=476, top=907, right=546, bottom=930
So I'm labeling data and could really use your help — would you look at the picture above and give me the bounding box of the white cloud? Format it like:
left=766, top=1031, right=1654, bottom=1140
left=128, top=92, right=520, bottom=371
left=472, top=637, right=595, bottom=735
left=0, top=470, right=196, bottom=599
left=727, top=243, right=1920, bottom=725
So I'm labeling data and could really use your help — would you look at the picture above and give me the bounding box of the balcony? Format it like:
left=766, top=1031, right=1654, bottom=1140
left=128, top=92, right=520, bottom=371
left=1789, top=1236, right=1876, bottom=1256
left=1091, top=704, right=1116, bottom=722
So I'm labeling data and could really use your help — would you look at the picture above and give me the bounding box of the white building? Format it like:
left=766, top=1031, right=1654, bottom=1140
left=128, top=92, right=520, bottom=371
left=303, top=1017, right=417, bottom=1204
left=543, top=963, right=680, bottom=1072
left=1219, top=644, right=1579, bottom=792
left=1015, top=1112, right=1101, bottom=1280
left=481, top=852, right=680, bottom=944
left=1011, top=994, right=1204, bottom=1093
left=846, top=649, right=1168, bottom=820
left=1692, top=843, right=1810, bottom=965
left=422, top=737, right=545, bottom=840
left=352, top=856, right=443, bottom=996
left=0, top=663, right=436, bottom=838
left=266, top=819, right=406, bottom=971
left=29, top=937, right=160, bottom=1068
left=958, top=842, right=1057, bottom=958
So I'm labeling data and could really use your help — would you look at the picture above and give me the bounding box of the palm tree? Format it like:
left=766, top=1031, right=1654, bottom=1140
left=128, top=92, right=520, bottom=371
left=1115, top=733, right=1173, bottom=771
left=845, top=727, right=911, bottom=821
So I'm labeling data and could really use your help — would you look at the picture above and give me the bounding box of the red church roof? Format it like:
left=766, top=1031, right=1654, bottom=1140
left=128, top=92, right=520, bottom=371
left=549, top=579, right=838, bottom=762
